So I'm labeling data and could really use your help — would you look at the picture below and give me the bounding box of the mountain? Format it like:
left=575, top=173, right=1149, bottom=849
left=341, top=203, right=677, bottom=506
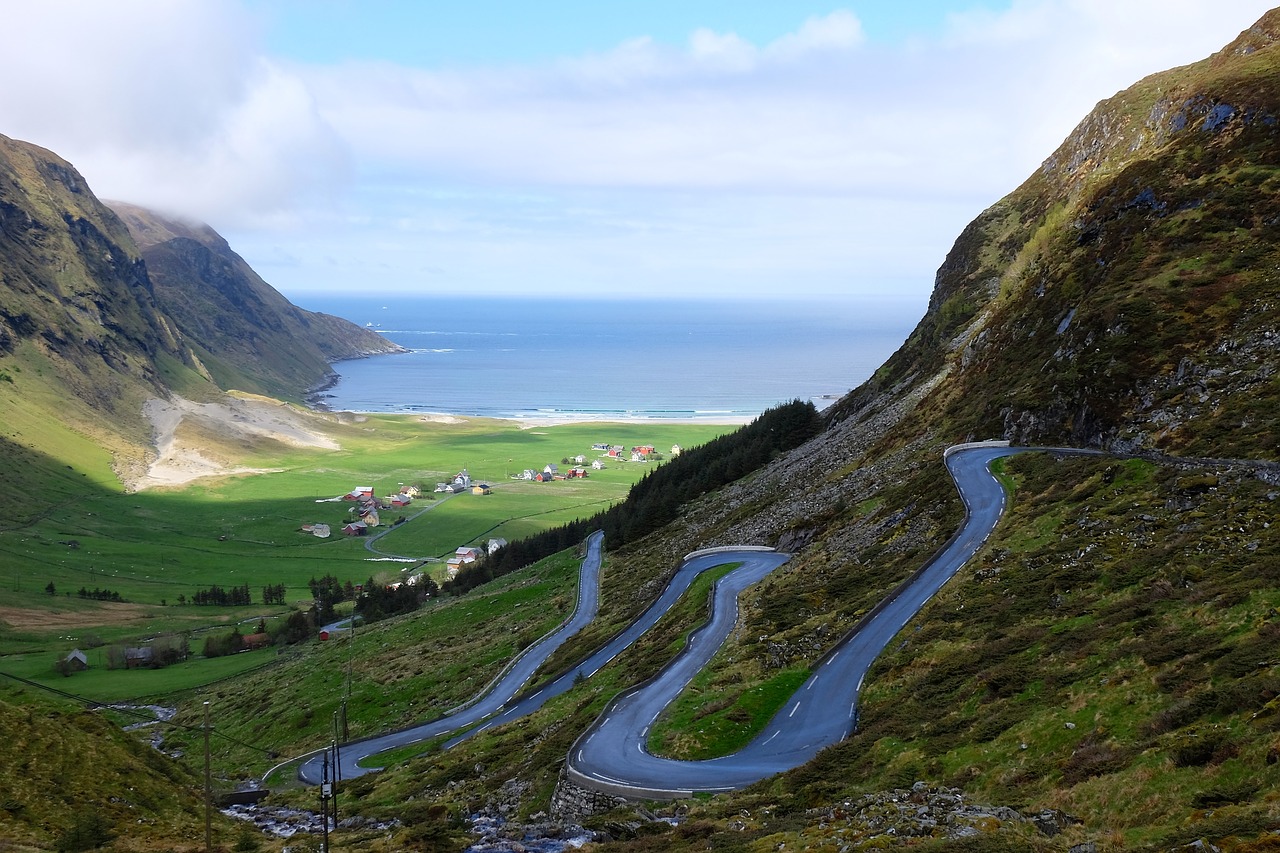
left=0, top=134, right=399, bottom=510
left=107, top=201, right=399, bottom=403
left=316, top=10, right=1280, bottom=850
left=834, top=10, right=1280, bottom=459
left=4, top=8, right=1280, bottom=852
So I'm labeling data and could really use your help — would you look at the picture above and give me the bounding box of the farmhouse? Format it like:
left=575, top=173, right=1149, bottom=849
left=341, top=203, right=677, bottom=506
left=125, top=647, right=154, bottom=669
left=343, top=487, right=374, bottom=501
left=242, top=633, right=271, bottom=651
left=472, top=483, right=492, bottom=495
left=487, top=538, right=507, bottom=554
left=64, top=649, right=89, bottom=671
left=343, top=521, right=368, bottom=536
left=389, top=493, right=412, bottom=507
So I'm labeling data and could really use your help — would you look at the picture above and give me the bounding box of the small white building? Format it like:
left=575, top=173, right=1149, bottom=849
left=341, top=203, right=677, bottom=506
left=487, top=537, right=508, bottom=554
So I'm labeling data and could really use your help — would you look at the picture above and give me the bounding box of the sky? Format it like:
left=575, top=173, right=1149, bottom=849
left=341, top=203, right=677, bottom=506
left=0, top=1, right=1276, bottom=304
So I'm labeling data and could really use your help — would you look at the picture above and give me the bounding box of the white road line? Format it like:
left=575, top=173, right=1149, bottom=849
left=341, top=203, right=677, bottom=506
left=788, top=702, right=801, bottom=718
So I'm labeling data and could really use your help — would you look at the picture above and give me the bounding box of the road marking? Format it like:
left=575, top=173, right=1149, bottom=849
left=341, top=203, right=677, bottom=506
left=788, top=702, right=801, bottom=718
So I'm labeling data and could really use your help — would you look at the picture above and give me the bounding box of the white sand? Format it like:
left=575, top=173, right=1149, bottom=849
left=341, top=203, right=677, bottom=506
left=131, top=394, right=339, bottom=491
left=130, top=398, right=751, bottom=491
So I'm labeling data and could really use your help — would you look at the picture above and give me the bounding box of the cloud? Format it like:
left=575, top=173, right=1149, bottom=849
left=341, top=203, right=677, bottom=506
left=0, top=1, right=1276, bottom=299
left=0, top=0, right=348, bottom=225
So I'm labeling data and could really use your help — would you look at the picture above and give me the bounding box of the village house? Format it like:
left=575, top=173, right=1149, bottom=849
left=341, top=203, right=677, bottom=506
left=125, top=647, right=154, bottom=669
left=472, top=483, right=492, bottom=495
left=343, top=486, right=374, bottom=501
left=242, top=633, right=271, bottom=651
left=64, top=649, right=89, bottom=671
left=446, top=545, right=482, bottom=578
left=518, top=469, right=537, bottom=480
left=487, top=538, right=507, bottom=554
left=591, top=459, right=606, bottom=470
left=543, top=463, right=558, bottom=476
left=343, top=520, right=369, bottom=536
left=389, top=493, right=412, bottom=507
left=671, top=444, right=682, bottom=456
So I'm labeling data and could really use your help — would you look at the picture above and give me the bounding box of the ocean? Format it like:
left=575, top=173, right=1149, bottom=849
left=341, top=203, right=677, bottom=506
left=300, top=296, right=922, bottom=422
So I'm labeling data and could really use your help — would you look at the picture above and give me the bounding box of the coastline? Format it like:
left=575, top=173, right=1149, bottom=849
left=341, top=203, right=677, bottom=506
left=311, top=403, right=760, bottom=429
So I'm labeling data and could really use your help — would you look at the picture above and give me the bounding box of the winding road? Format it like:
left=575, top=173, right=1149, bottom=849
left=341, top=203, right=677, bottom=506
left=566, top=441, right=1021, bottom=797
left=294, top=442, right=1023, bottom=796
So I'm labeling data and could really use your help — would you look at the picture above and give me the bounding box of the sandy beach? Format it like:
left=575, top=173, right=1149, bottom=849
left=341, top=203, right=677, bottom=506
left=130, top=395, right=754, bottom=491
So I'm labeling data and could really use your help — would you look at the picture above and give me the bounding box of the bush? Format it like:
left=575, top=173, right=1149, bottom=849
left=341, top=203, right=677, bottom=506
left=56, top=811, right=113, bottom=852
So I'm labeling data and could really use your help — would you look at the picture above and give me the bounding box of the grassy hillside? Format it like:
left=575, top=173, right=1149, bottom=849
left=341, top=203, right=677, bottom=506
left=837, top=9, right=1280, bottom=460
left=6, top=8, right=1280, bottom=853
left=232, top=11, right=1280, bottom=852
left=0, top=685, right=235, bottom=852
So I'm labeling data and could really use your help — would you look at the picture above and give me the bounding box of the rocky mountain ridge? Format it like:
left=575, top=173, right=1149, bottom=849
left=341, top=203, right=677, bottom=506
left=0, top=133, right=399, bottom=500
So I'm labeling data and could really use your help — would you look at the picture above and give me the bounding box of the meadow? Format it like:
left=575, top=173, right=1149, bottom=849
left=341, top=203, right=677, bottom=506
left=0, top=414, right=733, bottom=704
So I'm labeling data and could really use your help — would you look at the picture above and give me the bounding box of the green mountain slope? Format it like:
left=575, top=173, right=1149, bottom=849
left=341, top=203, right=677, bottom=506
left=0, top=136, right=400, bottom=516
left=0, top=688, right=225, bottom=852
left=298, top=10, right=1280, bottom=851
left=839, top=9, right=1280, bottom=459
left=107, top=201, right=400, bottom=402
left=5, top=8, right=1280, bottom=853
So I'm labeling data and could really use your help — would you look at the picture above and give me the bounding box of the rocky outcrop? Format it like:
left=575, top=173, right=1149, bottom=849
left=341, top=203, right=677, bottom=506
left=549, top=769, right=627, bottom=818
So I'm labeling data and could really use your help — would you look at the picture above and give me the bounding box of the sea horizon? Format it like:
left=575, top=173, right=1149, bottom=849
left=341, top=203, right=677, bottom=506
left=298, top=295, right=923, bottom=423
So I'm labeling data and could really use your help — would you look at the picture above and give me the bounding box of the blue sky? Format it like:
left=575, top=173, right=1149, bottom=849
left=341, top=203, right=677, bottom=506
left=1, top=1, right=1275, bottom=303
left=247, top=1, right=980, bottom=65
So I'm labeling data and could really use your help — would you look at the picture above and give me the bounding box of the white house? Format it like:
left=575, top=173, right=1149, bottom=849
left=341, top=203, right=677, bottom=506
left=487, top=537, right=508, bottom=554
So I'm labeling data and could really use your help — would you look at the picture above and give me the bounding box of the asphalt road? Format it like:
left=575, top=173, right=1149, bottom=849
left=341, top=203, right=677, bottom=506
left=297, top=528, right=607, bottom=783
left=294, top=442, right=1021, bottom=793
left=564, top=442, right=1023, bottom=797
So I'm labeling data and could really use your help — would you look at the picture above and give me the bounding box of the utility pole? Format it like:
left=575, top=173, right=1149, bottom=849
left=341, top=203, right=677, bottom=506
left=331, top=710, right=342, bottom=827
left=321, top=750, right=331, bottom=853
left=203, top=701, right=212, bottom=852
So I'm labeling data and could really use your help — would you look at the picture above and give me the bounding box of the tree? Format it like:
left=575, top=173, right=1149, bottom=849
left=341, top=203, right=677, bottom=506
left=44, top=581, right=55, bottom=596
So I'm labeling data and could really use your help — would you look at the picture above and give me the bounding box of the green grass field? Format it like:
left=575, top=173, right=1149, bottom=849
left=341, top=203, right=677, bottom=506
left=0, top=415, right=734, bottom=702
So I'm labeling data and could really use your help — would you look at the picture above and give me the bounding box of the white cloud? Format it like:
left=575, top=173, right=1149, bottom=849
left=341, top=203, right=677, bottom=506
left=0, top=0, right=348, bottom=225
left=0, top=1, right=1276, bottom=299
